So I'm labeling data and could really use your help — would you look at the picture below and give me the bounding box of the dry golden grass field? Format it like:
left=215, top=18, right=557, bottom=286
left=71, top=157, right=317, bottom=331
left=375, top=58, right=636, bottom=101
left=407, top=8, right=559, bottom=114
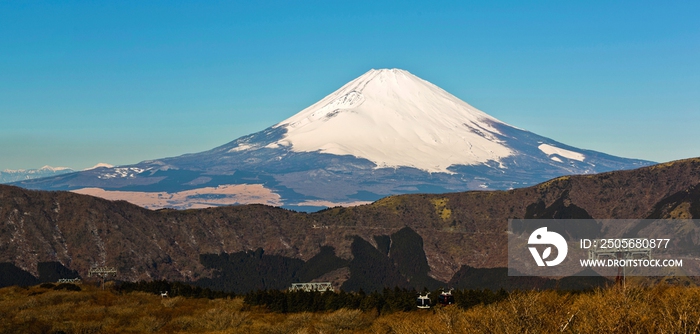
left=2, top=283, right=700, bottom=333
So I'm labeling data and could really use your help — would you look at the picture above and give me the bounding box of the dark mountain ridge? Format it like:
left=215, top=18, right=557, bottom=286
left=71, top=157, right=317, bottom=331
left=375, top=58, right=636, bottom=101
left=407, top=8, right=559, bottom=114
left=1, top=158, right=699, bottom=290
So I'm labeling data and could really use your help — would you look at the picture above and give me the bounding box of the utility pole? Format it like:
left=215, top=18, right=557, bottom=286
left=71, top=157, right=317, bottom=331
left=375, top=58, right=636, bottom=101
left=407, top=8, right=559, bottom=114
left=88, top=267, right=117, bottom=290
left=588, top=244, right=652, bottom=289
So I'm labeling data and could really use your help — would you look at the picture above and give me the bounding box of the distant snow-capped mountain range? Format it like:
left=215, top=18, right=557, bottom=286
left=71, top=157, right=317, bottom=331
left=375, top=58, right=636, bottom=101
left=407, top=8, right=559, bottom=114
left=1, top=166, right=73, bottom=183
left=13, top=69, right=653, bottom=210
left=1, top=164, right=112, bottom=184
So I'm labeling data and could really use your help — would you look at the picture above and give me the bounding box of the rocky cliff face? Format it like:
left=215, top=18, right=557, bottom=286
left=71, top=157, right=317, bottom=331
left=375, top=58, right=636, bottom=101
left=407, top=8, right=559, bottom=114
left=1, top=158, right=699, bottom=288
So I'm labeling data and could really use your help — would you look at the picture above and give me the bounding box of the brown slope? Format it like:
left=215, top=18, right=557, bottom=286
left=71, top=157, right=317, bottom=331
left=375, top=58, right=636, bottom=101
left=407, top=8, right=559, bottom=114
left=308, top=158, right=700, bottom=280
left=0, top=188, right=312, bottom=282
left=1, top=158, right=699, bottom=284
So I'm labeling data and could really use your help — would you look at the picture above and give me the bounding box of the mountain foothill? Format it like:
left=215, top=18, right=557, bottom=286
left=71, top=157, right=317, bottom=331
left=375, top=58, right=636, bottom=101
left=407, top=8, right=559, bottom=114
left=1, top=158, right=699, bottom=292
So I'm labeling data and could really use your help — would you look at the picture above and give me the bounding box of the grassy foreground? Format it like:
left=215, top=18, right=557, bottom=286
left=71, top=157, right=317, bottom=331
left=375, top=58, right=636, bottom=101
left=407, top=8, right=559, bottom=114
left=1, top=283, right=700, bottom=333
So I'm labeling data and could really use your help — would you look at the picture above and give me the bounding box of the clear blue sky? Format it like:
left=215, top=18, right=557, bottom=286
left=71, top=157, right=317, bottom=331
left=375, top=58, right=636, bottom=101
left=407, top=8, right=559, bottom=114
left=1, top=1, right=698, bottom=170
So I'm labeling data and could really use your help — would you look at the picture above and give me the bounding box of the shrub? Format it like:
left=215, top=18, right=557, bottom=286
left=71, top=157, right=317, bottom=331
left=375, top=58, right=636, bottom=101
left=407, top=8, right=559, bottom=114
left=53, top=283, right=81, bottom=292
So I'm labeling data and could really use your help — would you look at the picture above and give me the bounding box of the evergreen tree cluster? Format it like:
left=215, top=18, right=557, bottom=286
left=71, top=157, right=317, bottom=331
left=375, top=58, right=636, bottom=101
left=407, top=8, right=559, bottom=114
left=116, top=280, right=235, bottom=299
left=53, top=283, right=82, bottom=291
left=244, top=287, right=512, bottom=314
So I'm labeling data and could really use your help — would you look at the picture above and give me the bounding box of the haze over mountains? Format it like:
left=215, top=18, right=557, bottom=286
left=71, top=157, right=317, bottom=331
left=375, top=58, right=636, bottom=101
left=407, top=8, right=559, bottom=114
left=13, top=69, right=652, bottom=210
left=1, top=166, right=74, bottom=184
left=0, top=164, right=114, bottom=184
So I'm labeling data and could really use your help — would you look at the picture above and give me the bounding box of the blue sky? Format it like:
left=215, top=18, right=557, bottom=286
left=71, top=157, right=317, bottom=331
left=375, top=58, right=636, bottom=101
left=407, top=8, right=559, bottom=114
left=1, top=1, right=698, bottom=170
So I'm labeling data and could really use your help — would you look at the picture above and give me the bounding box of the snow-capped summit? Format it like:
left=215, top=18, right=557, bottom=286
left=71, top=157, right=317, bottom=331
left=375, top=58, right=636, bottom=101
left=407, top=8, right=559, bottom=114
left=83, top=163, right=114, bottom=171
left=272, top=69, right=511, bottom=172
left=39, top=165, right=72, bottom=171
left=14, top=68, right=655, bottom=210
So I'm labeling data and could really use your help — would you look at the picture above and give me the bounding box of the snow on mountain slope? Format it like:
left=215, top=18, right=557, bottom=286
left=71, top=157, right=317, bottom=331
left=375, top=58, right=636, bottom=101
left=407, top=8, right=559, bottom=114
left=83, top=163, right=114, bottom=171
left=538, top=144, right=585, bottom=162
left=269, top=69, right=513, bottom=173
left=13, top=68, right=655, bottom=210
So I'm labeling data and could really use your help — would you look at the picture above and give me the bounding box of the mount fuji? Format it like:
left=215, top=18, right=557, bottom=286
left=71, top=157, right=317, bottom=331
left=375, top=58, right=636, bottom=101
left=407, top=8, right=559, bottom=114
left=15, top=69, right=653, bottom=210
